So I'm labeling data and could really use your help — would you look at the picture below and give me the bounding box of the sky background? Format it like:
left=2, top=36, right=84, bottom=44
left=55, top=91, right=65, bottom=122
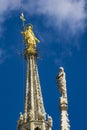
left=0, top=0, right=87, bottom=130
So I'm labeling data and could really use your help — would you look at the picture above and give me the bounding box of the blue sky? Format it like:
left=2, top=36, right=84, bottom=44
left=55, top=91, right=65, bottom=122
left=0, top=0, right=87, bottom=130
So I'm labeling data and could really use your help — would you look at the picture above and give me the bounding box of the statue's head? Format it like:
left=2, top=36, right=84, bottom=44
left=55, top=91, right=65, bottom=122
left=59, top=67, right=64, bottom=72
left=26, top=24, right=33, bottom=30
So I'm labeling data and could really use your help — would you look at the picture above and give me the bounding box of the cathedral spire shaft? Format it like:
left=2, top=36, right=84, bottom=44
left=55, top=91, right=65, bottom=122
left=24, top=54, right=46, bottom=120
left=24, top=56, right=35, bottom=114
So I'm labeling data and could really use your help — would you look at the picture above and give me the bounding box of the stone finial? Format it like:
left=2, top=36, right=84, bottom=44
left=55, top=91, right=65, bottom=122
left=48, top=115, right=53, bottom=127
left=19, top=112, right=23, bottom=121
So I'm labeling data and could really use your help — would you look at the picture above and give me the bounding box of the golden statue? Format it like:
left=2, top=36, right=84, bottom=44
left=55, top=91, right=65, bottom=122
left=21, top=25, right=40, bottom=53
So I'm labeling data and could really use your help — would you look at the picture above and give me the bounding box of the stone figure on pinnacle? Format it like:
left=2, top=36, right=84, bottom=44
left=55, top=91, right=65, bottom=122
left=57, top=67, right=67, bottom=98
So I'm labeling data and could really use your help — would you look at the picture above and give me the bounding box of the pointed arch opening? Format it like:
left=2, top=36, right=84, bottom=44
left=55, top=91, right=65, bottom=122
left=35, top=127, right=41, bottom=130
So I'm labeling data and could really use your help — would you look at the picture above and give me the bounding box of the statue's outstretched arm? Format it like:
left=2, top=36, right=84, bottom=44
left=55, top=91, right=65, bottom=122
left=35, top=37, right=40, bottom=43
left=58, top=72, right=63, bottom=79
left=21, top=31, right=25, bottom=36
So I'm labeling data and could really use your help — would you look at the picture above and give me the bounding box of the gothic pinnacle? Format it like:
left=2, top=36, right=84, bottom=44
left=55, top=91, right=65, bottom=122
left=57, top=67, right=70, bottom=130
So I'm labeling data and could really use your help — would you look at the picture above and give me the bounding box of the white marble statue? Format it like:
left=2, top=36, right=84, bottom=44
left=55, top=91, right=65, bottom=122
left=57, top=67, right=67, bottom=98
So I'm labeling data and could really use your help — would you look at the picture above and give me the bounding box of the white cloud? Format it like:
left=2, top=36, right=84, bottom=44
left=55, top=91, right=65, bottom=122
left=24, top=0, right=86, bottom=35
left=0, top=0, right=20, bottom=14
left=0, top=0, right=20, bottom=35
left=0, top=0, right=86, bottom=36
left=0, top=0, right=86, bottom=64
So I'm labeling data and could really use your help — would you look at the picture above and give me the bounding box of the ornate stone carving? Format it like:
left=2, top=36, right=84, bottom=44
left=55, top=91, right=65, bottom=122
left=48, top=115, right=53, bottom=127
left=24, top=113, right=27, bottom=123
left=37, top=112, right=45, bottom=120
left=60, top=97, right=68, bottom=110
left=28, top=110, right=34, bottom=120
left=35, top=126, right=41, bottom=130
